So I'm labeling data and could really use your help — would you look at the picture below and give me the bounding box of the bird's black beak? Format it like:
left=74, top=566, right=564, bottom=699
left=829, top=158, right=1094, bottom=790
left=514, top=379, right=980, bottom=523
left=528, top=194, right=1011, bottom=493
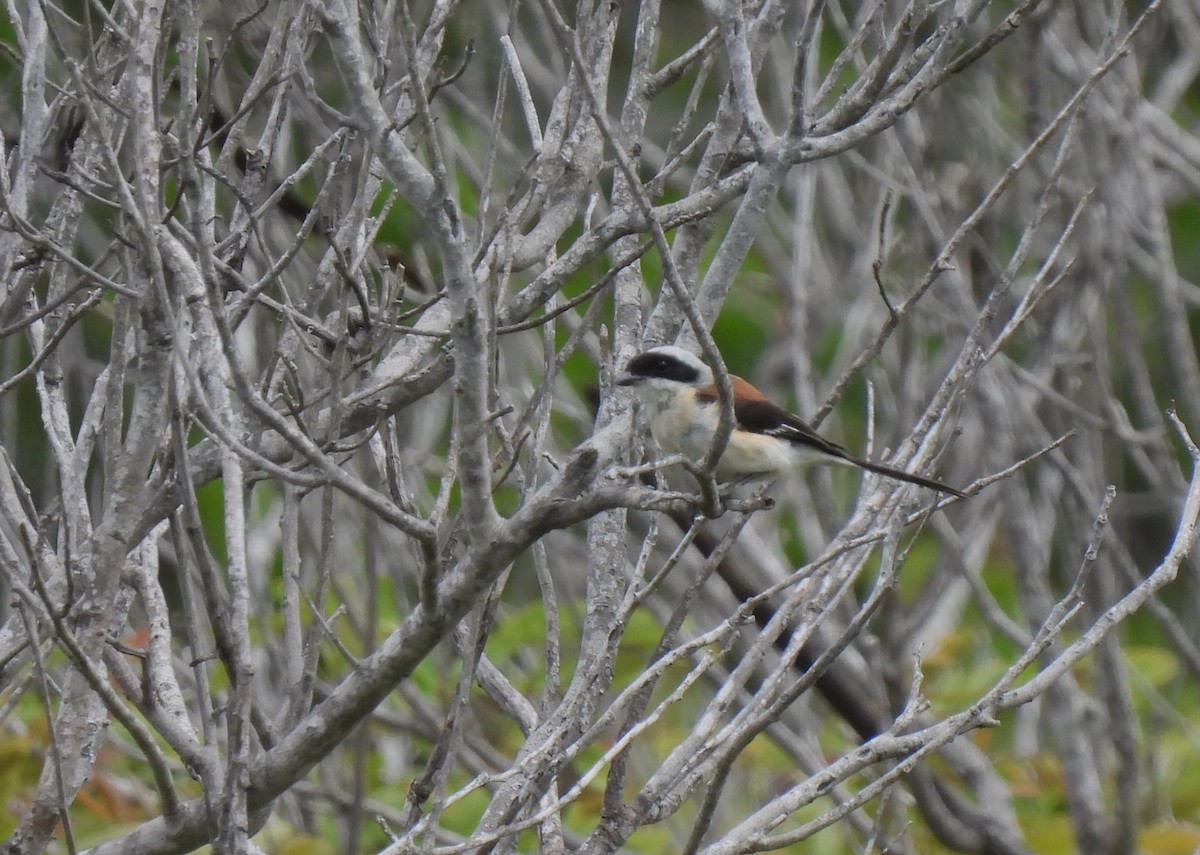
left=615, top=371, right=640, bottom=387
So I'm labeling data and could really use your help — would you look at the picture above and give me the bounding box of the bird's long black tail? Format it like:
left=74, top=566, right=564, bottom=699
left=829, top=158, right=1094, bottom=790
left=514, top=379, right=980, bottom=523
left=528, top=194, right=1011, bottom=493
left=849, top=456, right=967, bottom=498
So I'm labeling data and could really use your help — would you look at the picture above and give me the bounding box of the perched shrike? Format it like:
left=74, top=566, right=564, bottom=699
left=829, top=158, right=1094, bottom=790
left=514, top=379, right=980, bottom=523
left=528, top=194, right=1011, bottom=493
left=616, top=345, right=965, bottom=497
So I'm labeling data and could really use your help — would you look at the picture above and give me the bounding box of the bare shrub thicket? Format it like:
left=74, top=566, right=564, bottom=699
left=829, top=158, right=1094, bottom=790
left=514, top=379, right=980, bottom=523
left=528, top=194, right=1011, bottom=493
left=3, top=1, right=1200, bottom=853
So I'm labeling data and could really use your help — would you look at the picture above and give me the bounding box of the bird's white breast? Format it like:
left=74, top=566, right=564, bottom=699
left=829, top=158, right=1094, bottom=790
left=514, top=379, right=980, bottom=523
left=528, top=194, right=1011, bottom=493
left=647, top=390, right=715, bottom=460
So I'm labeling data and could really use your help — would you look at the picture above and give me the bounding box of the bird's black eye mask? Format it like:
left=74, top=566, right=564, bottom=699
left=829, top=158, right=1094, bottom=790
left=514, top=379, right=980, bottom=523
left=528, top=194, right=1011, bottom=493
left=625, top=352, right=703, bottom=384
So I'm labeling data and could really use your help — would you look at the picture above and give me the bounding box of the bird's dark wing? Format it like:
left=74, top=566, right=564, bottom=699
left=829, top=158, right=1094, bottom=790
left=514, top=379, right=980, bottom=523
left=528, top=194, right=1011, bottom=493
left=696, top=377, right=851, bottom=460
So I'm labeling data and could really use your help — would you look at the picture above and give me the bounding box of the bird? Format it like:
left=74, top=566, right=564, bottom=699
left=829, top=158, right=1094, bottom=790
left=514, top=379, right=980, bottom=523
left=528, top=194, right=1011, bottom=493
left=615, top=345, right=966, bottom=498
